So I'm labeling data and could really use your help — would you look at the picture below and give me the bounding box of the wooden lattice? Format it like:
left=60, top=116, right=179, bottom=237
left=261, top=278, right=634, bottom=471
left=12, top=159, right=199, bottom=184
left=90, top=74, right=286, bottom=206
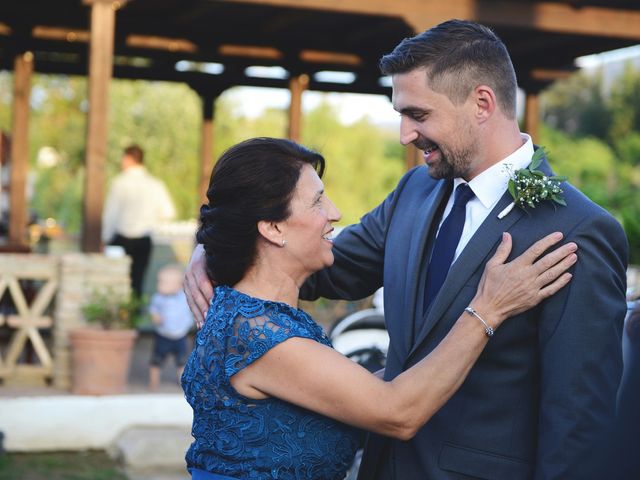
left=0, top=261, right=58, bottom=383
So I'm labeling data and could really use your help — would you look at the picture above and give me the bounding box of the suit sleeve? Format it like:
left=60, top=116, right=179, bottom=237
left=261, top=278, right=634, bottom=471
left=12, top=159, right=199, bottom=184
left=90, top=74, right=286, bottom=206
left=300, top=167, right=419, bottom=302
left=535, top=209, right=628, bottom=479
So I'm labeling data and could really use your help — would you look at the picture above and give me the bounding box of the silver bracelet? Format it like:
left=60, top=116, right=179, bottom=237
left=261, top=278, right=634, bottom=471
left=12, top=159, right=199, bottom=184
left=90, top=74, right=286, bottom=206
left=464, top=306, right=494, bottom=337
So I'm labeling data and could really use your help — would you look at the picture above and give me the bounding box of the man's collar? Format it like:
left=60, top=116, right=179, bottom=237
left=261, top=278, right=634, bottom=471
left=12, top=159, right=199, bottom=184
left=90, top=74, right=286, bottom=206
left=457, top=133, right=533, bottom=209
left=125, top=164, right=146, bottom=174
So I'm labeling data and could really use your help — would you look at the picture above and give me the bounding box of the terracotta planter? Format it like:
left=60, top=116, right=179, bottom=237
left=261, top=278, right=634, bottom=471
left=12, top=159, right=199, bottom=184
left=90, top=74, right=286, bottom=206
left=69, top=328, right=138, bottom=395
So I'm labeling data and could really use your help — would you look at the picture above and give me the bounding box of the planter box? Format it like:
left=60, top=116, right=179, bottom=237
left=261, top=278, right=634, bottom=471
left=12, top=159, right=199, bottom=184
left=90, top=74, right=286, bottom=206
left=69, top=328, right=138, bottom=395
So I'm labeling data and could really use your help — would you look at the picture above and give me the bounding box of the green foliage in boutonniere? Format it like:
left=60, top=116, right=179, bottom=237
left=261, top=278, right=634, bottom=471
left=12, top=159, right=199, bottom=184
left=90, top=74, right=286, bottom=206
left=498, top=148, right=567, bottom=219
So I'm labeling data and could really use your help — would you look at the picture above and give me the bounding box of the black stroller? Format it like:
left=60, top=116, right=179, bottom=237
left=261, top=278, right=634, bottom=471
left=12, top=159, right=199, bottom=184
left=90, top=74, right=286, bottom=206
left=329, top=307, right=388, bottom=373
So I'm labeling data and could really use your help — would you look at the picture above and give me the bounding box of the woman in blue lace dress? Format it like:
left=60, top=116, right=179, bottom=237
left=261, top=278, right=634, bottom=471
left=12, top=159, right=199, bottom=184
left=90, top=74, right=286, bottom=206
left=182, top=138, right=576, bottom=480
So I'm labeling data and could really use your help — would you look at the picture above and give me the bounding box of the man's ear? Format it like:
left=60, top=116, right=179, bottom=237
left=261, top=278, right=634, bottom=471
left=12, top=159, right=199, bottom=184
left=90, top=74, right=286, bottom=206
left=473, top=84, right=497, bottom=122
left=257, top=220, right=284, bottom=247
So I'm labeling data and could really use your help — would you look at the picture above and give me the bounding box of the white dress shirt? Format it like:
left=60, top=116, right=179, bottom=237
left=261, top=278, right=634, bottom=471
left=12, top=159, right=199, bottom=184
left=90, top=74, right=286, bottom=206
left=436, top=134, right=534, bottom=263
left=102, top=165, right=176, bottom=242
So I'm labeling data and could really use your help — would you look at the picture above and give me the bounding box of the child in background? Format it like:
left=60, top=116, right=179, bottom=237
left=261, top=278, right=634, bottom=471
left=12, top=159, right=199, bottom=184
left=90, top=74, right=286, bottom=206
left=148, top=264, right=193, bottom=391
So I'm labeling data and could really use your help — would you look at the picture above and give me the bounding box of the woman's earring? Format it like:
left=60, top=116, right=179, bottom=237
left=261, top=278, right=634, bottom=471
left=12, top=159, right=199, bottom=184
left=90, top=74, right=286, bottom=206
left=282, top=239, right=287, bottom=247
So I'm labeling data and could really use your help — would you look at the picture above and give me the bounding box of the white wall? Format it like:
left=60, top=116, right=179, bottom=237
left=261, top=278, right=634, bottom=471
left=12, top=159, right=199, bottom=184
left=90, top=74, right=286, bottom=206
left=0, top=393, right=192, bottom=452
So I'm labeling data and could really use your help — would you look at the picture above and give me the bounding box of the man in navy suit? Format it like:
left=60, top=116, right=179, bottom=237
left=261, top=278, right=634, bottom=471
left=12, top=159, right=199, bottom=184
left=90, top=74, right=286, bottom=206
left=186, top=20, right=628, bottom=479
left=305, top=20, right=628, bottom=479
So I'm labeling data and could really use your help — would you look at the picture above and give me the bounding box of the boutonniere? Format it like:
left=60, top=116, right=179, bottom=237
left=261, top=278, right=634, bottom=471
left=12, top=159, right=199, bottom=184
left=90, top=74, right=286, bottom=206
left=497, top=147, right=567, bottom=219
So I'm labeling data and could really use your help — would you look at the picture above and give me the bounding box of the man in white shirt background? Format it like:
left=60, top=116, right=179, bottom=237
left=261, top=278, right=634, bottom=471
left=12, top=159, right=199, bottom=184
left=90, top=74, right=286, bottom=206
left=102, top=144, right=176, bottom=297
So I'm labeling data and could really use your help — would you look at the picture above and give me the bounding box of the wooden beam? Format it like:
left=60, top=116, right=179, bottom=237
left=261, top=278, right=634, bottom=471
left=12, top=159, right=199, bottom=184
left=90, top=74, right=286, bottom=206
left=288, top=74, right=309, bottom=142
left=0, top=23, right=12, bottom=36
left=8, top=51, right=33, bottom=248
left=32, top=26, right=90, bottom=43
left=299, top=50, right=362, bottom=66
left=530, top=68, right=575, bottom=82
left=225, top=0, right=640, bottom=40
left=524, top=91, right=540, bottom=144
left=470, top=1, right=640, bottom=41
left=218, top=44, right=283, bottom=60
left=221, top=0, right=451, bottom=18
left=81, top=0, right=117, bottom=252
left=26, top=58, right=393, bottom=96
left=126, top=34, right=198, bottom=53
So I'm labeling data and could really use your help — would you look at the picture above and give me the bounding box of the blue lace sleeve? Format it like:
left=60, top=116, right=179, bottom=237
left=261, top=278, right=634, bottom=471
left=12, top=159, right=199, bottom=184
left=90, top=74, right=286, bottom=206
left=224, top=305, right=317, bottom=379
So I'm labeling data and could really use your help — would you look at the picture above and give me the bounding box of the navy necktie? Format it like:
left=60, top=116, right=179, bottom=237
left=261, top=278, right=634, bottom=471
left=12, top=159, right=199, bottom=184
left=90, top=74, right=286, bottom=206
left=424, top=183, right=475, bottom=310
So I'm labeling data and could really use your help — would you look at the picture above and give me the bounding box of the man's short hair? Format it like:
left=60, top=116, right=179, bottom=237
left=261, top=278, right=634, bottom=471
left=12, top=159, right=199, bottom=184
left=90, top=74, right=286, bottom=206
left=379, top=19, right=517, bottom=119
left=123, top=144, right=144, bottom=164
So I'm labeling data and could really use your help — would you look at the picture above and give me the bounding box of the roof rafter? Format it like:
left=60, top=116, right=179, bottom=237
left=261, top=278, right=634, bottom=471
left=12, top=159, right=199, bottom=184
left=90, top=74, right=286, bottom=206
left=226, top=0, right=640, bottom=40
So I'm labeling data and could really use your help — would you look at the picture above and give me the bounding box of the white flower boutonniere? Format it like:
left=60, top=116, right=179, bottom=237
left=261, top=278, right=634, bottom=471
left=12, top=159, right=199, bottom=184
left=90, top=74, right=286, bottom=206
left=498, top=147, right=567, bottom=219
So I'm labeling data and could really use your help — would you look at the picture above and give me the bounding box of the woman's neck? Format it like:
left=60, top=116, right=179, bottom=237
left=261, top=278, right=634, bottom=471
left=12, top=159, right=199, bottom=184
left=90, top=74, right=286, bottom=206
left=233, top=263, right=301, bottom=308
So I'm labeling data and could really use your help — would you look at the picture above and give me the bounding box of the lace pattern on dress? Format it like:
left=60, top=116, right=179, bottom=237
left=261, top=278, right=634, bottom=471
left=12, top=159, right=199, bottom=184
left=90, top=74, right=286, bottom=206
left=182, top=285, right=360, bottom=480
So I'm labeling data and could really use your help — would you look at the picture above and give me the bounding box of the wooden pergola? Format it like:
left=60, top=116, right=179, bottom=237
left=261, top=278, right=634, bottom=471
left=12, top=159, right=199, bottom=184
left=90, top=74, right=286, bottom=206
left=1, top=0, right=639, bottom=252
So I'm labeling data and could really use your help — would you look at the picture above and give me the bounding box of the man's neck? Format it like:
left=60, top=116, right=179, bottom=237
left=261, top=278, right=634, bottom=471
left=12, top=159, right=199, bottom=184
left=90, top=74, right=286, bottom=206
left=124, top=163, right=144, bottom=172
left=466, top=120, right=524, bottom=181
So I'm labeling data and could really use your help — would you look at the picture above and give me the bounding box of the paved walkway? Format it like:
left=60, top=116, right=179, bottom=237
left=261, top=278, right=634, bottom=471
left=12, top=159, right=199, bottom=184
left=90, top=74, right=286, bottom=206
left=0, top=331, right=194, bottom=478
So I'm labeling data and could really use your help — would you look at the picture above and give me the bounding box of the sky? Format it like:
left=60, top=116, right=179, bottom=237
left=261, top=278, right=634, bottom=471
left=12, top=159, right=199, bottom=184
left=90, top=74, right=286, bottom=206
left=222, top=44, right=640, bottom=127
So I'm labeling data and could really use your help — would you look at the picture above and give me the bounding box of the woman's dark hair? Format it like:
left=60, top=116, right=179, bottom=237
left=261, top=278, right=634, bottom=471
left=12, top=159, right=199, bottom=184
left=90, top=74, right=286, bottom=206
left=196, top=137, right=325, bottom=286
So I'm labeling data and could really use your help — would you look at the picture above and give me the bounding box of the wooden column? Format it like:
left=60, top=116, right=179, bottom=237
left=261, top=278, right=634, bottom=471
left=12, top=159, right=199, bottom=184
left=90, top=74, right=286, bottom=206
left=405, top=144, right=422, bottom=170
left=81, top=0, right=118, bottom=252
left=199, top=95, right=216, bottom=206
left=8, top=51, right=33, bottom=247
left=287, top=74, right=309, bottom=142
left=524, top=91, right=540, bottom=144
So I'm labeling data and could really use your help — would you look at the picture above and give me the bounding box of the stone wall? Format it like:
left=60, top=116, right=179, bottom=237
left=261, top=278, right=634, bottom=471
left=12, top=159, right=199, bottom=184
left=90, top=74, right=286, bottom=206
left=53, top=253, right=131, bottom=389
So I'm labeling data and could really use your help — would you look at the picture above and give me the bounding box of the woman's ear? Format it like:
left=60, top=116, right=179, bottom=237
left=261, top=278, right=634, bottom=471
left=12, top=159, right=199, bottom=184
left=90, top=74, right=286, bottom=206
left=257, top=220, right=284, bottom=247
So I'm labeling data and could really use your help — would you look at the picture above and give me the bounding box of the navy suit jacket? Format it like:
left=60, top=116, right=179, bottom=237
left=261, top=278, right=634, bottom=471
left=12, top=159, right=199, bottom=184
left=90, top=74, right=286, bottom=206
left=301, top=156, right=628, bottom=479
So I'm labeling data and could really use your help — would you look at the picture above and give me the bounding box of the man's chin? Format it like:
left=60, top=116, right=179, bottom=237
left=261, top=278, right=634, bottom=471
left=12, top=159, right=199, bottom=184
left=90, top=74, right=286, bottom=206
left=426, top=165, right=455, bottom=180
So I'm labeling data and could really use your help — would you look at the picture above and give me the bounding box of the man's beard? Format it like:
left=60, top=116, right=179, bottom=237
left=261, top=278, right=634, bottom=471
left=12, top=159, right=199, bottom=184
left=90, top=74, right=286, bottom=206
left=415, top=138, right=475, bottom=180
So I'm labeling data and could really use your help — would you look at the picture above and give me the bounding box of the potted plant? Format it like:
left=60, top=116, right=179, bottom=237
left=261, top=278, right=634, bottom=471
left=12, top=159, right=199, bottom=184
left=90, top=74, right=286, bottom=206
left=69, top=289, right=144, bottom=395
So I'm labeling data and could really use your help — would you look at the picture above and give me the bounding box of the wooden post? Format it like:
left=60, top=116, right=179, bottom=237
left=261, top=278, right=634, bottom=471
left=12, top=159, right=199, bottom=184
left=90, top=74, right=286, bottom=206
left=81, top=0, right=118, bottom=252
left=524, top=91, right=540, bottom=144
left=405, top=144, right=422, bottom=170
left=8, top=51, right=33, bottom=247
left=287, top=74, right=309, bottom=142
left=199, top=95, right=216, bottom=207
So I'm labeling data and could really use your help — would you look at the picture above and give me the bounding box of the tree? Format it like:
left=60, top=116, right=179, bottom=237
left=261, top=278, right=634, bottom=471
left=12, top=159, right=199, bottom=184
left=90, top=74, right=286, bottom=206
left=302, top=100, right=404, bottom=225
left=107, top=80, right=202, bottom=219
left=541, top=70, right=610, bottom=139
left=540, top=62, right=640, bottom=264
left=0, top=77, right=404, bottom=240
left=540, top=125, right=640, bottom=264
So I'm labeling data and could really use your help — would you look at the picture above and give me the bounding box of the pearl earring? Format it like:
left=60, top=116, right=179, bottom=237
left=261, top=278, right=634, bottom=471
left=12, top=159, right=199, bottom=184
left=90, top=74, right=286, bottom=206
left=282, top=239, right=287, bottom=247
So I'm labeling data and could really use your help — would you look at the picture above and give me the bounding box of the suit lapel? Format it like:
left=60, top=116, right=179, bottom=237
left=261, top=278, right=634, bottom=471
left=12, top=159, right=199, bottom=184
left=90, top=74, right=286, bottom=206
left=396, top=179, right=451, bottom=358
left=409, top=190, right=526, bottom=359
